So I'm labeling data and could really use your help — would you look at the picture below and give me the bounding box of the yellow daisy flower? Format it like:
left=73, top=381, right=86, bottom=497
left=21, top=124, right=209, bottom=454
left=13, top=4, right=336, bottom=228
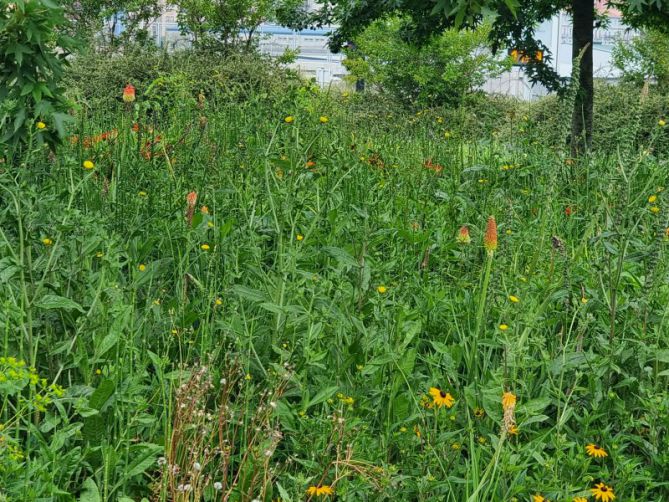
left=284, top=116, right=294, bottom=124
left=428, top=387, right=455, bottom=408
left=201, top=244, right=210, bottom=251
left=36, top=121, right=46, bottom=130
left=83, top=160, right=95, bottom=170
left=509, top=295, right=520, bottom=303
left=41, top=237, right=53, bottom=246
left=377, top=285, right=387, bottom=294
left=591, top=482, right=615, bottom=502
left=499, top=324, right=509, bottom=331
left=319, top=116, right=329, bottom=123
left=585, top=443, right=608, bottom=458
left=306, top=485, right=334, bottom=497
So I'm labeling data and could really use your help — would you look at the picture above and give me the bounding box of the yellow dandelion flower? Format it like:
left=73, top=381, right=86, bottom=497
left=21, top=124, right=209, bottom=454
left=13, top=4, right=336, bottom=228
left=138, top=264, right=146, bottom=272
left=444, top=131, right=452, bottom=139
left=591, top=482, right=615, bottom=502
left=95, top=369, right=102, bottom=375
left=585, top=443, right=608, bottom=458
left=36, top=121, right=46, bottom=130
left=215, top=298, right=223, bottom=306
left=502, top=392, right=517, bottom=409
left=201, top=244, right=210, bottom=251
left=41, top=237, right=53, bottom=246
left=284, top=116, right=294, bottom=124
left=83, top=160, right=95, bottom=170
left=244, top=373, right=251, bottom=381
left=429, top=387, right=455, bottom=408
left=138, top=191, right=147, bottom=197
left=659, top=119, right=666, bottom=127
left=509, top=295, right=520, bottom=303
left=306, top=485, right=333, bottom=497
left=499, top=324, right=509, bottom=331
left=650, top=205, right=660, bottom=214
left=451, top=442, right=461, bottom=450
left=296, top=234, right=304, bottom=241
left=581, top=296, right=589, bottom=304
left=377, top=285, right=387, bottom=294
left=649, top=195, right=657, bottom=203
left=319, top=116, right=329, bottom=124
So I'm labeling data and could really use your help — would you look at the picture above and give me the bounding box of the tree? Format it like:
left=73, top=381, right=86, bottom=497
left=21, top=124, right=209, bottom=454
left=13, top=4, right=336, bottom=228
left=170, top=0, right=305, bottom=51
left=62, top=0, right=162, bottom=50
left=318, top=0, right=669, bottom=155
left=0, top=0, right=76, bottom=157
left=612, top=28, right=669, bottom=89
left=343, top=19, right=511, bottom=107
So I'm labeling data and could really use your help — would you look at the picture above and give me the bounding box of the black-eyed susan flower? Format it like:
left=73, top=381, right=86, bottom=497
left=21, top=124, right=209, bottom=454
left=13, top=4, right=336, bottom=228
left=36, top=121, right=46, bottom=130
left=306, top=485, right=333, bottom=497
left=573, top=497, right=588, bottom=502
left=429, top=387, right=455, bottom=408
left=533, top=495, right=547, bottom=502
left=83, top=160, right=95, bottom=170
left=284, top=116, right=294, bottom=124
left=591, top=482, right=615, bottom=502
left=585, top=443, right=608, bottom=458
left=377, top=285, right=387, bottom=294
left=41, top=237, right=53, bottom=246
left=473, top=407, right=485, bottom=418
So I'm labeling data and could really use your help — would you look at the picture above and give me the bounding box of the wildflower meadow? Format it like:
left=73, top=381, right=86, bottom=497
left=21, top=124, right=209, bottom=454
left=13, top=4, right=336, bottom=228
left=2, top=1, right=669, bottom=501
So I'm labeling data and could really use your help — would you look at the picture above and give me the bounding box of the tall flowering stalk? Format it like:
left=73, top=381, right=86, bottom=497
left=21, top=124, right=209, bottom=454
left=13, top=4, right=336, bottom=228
left=123, top=84, right=136, bottom=103
left=186, top=191, right=197, bottom=226
left=470, top=216, right=498, bottom=376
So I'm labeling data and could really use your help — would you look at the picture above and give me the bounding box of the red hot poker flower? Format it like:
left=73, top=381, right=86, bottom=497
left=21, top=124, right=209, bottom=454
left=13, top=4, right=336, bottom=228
left=483, top=216, right=498, bottom=255
left=123, top=84, right=136, bottom=103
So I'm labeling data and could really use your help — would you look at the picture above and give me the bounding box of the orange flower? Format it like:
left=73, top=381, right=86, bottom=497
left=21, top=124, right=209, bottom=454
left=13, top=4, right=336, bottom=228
left=123, top=84, right=136, bottom=103
left=483, top=216, right=498, bottom=255
left=186, top=191, right=198, bottom=226
left=456, top=225, right=471, bottom=244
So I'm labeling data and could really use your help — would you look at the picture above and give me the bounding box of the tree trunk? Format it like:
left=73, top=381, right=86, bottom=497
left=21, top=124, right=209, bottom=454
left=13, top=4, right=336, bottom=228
left=570, top=0, right=594, bottom=156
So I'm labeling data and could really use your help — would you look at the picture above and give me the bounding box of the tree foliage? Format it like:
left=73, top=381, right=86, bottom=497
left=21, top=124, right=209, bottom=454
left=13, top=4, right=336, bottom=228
left=0, top=0, right=76, bottom=156
left=612, top=29, right=669, bottom=88
left=344, top=19, right=511, bottom=107
left=170, top=0, right=305, bottom=51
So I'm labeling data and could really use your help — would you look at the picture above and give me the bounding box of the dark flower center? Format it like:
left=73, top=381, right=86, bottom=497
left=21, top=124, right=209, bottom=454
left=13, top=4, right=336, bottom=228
left=601, top=487, right=608, bottom=492
left=593, top=444, right=600, bottom=449
left=440, top=391, right=447, bottom=398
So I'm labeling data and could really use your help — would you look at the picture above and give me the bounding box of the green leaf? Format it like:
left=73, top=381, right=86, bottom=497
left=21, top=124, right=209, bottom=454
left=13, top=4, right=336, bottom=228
left=34, top=294, right=85, bottom=312
left=79, top=478, right=101, bottom=502
left=306, top=386, right=338, bottom=409
left=89, top=379, right=115, bottom=411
